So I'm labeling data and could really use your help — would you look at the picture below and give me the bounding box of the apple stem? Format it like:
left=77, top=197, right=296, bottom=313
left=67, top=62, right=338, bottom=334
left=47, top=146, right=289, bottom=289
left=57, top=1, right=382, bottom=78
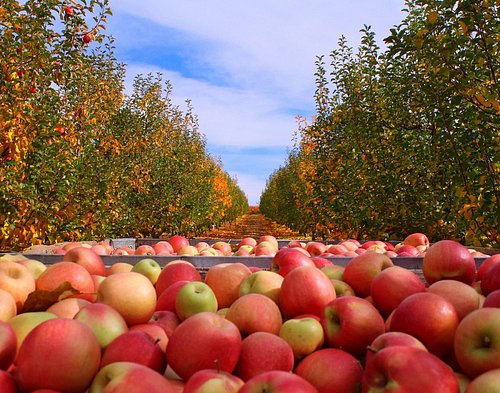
left=366, top=345, right=377, bottom=354
left=214, top=359, right=220, bottom=373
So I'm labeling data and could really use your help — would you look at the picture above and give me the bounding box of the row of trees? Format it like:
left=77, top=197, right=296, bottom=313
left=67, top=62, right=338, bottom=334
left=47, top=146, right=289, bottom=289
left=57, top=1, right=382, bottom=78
left=260, top=0, right=499, bottom=247
left=1, top=0, right=248, bottom=250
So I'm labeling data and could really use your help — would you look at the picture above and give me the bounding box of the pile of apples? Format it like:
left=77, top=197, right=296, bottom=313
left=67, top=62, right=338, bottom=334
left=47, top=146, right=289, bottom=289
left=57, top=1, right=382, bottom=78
left=0, top=233, right=500, bottom=392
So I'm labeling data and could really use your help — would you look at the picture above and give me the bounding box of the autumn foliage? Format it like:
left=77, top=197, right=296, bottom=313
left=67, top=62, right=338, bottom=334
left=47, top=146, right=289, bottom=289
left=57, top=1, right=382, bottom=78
left=260, top=1, right=499, bottom=247
left=0, top=0, right=248, bottom=250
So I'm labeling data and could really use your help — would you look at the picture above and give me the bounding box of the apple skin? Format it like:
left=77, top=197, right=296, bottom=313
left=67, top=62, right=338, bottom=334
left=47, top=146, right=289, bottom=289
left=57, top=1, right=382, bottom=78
left=156, top=280, right=189, bottom=312
left=238, top=370, right=319, bottom=393
left=129, top=322, right=169, bottom=352
left=403, top=232, right=430, bottom=248
left=155, top=260, right=202, bottom=297
left=295, top=348, right=363, bottom=393
left=16, top=258, right=47, bottom=279
left=149, top=310, right=180, bottom=338
left=235, top=332, right=295, bottom=382
left=321, top=264, right=345, bottom=281
left=370, top=265, right=426, bottom=316
left=422, top=239, right=476, bottom=285
left=476, top=253, right=500, bottom=281
left=0, top=321, right=16, bottom=370
left=0, top=288, right=17, bottom=322
left=152, top=240, right=174, bottom=255
left=365, top=331, right=428, bottom=366
left=258, top=235, right=279, bottom=250
left=465, top=368, right=500, bottom=393
left=106, top=261, right=133, bottom=275
left=330, top=279, right=356, bottom=297
left=205, top=263, right=252, bottom=309
left=483, top=289, right=500, bottom=308
left=100, top=330, right=167, bottom=374
left=389, top=292, right=460, bottom=358
left=89, top=361, right=175, bottom=393
left=0, top=259, right=36, bottom=311
left=74, top=302, right=129, bottom=349
left=16, top=318, right=101, bottom=393
left=175, top=281, right=218, bottom=320
left=0, top=370, right=18, bottom=393
left=427, top=279, right=481, bottom=320
left=279, top=265, right=335, bottom=319
left=239, top=270, right=284, bottom=304
left=362, top=346, right=459, bottom=393
left=134, top=244, right=156, bottom=256
left=46, top=297, right=92, bottom=319
left=320, top=296, right=385, bottom=358
left=271, top=248, right=316, bottom=277
left=480, top=262, right=500, bottom=295
left=342, top=252, right=394, bottom=298
left=97, top=271, right=157, bottom=326
left=279, top=316, right=324, bottom=360
left=211, top=241, right=233, bottom=256
left=453, top=307, right=500, bottom=378
left=225, top=293, right=283, bottom=336
left=254, top=241, right=278, bottom=257
left=168, top=235, right=190, bottom=253
left=306, top=241, right=328, bottom=256
left=183, top=369, right=244, bottom=393
left=62, top=246, right=106, bottom=276
left=166, top=312, right=242, bottom=381
left=131, top=258, right=162, bottom=285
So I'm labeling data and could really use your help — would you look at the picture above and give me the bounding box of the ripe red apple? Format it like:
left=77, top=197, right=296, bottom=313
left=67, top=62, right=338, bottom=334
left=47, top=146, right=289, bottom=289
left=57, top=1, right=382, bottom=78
left=427, top=279, right=481, bottom=320
left=254, top=241, right=278, bottom=257
left=295, top=348, right=363, bottom=393
left=483, top=289, right=500, bottom=308
left=279, top=316, right=324, bottom=359
left=278, top=265, right=336, bottom=319
left=238, top=237, right=257, bottom=249
left=327, top=244, right=349, bottom=256
left=465, top=368, right=500, bottom=393
left=0, top=370, right=18, bottom=393
left=155, top=280, right=189, bottom=312
left=320, top=264, right=345, bottom=281
left=271, top=247, right=315, bottom=277
left=97, top=271, right=157, bottom=326
left=46, top=297, right=92, bottom=319
left=129, top=322, right=169, bottom=352
left=480, top=262, right=500, bottom=295
left=0, top=259, right=36, bottom=311
left=155, top=260, right=201, bottom=297
left=0, top=321, right=16, bottom=370
left=225, top=293, right=283, bottom=336
left=422, top=239, right=476, bottom=285
left=310, top=256, right=333, bottom=268
left=175, top=281, right=218, bottom=320
left=211, top=241, right=233, bottom=256
left=321, top=296, right=385, bottom=358
left=168, top=235, right=190, bottom=253
left=238, top=370, right=319, bottom=393
left=476, top=253, right=500, bottom=281
left=389, top=292, right=459, bottom=358
left=205, top=263, right=252, bottom=309
left=235, top=332, right=294, bottom=381
left=362, top=346, right=459, bottom=393
left=239, top=270, right=284, bottom=304
left=166, top=312, right=242, bottom=380
left=342, top=252, right=394, bottom=297
left=394, top=244, right=420, bottom=256
left=62, top=246, right=106, bottom=276
left=0, top=288, right=17, bottom=322
left=100, top=330, right=166, bottom=374
left=330, top=279, right=356, bottom=297
left=134, top=244, right=156, bottom=256
left=365, top=331, right=428, bottom=366
left=16, top=318, right=101, bottom=393
left=184, top=369, right=244, bottom=393
left=149, top=310, right=180, bottom=338
left=453, top=307, right=500, bottom=378
left=370, top=265, right=426, bottom=316
left=152, top=240, right=174, bottom=255
left=257, top=235, right=279, bottom=250
left=305, top=241, right=328, bottom=256
left=177, top=245, right=199, bottom=256
left=403, top=232, right=430, bottom=249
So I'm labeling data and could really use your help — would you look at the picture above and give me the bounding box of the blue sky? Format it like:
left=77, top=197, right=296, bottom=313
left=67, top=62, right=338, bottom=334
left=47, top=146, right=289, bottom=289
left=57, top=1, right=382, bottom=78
left=106, top=1, right=407, bottom=205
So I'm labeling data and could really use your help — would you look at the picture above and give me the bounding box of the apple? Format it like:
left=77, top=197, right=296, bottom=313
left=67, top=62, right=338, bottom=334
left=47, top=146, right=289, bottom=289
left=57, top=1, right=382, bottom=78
left=330, top=279, right=356, bottom=297
left=453, top=307, right=500, bottom=378
left=320, top=264, right=345, bottom=281
left=370, top=265, right=426, bottom=316
left=16, top=258, right=47, bottom=279
left=100, top=330, right=166, bottom=373
left=46, top=297, right=92, bottom=319
left=91, top=243, right=112, bottom=255
left=62, top=241, right=85, bottom=252
left=175, top=281, right=218, bottom=320
left=152, top=240, right=174, bottom=255
left=465, top=368, right=500, bottom=393
left=321, top=296, right=385, bottom=358
left=288, top=240, right=306, bottom=248
left=238, top=270, right=284, bottom=304
left=365, top=331, right=428, bottom=366
left=205, top=263, right=252, bottom=309
left=422, top=239, right=476, bottom=285
left=257, top=235, right=279, bottom=250
left=234, top=245, right=254, bottom=256
left=106, top=261, right=133, bottom=275
left=427, top=279, right=481, bottom=320
left=166, top=312, right=242, bottom=380
left=155, top=260, right=201, bottom=297
left=89, top=361, right=175, bottom=393
left=342, top=252, right=394, bottom=298
left=131, top=258, right=162, bottom=285
left=16, top=318, right=101, bottom=393
left=476, top=253, right=500, bottom=281
left=184, top=369, right=244, bottom=393
left=235, top=332, right=294, bottom=382
left=238, top=237, right=257, bottom=248
left=195, top=241, right=211, bottom=253
left=168, top=235, right=190, bottom=253
left=62, top=246, right=106, bottom=276
left=403, top=232, right=430, bottom=249
left=149, top=310, right=180, bottom=338
left=111, top=248, right=133, bottom=256
left=310, top=256, right=333, bottom=268
left=394, top=244, right=420, bottom=256
left=327, top=244, right=349, bottom=256
left=238, top=370, right=319, bottom=393
left=134, top=244, right=156, bottom=256
left=36, top=261, right=95, bottom=302
left=0, top=259, right=36, bottom=311
left=305, top=241, right=328, bottom=256
left=0, top=370, right=18, bottom=393
left=295, top=348, right=363, bottom=393
left=156, top=280, right=190, bottom=312
left=74, top=302, right=129, bottom=349
left=0, top=321, right=16, bottom=370
left=225, top=293, right=283, bottom=336
left=480, top=262, right=500, bottom=295
left=362, top=346, right=459, bottom=393
left=389, top=292, right=459, bottom=358
left=97, top=271, right=157, bottom=326
left=129, top=322, right=169, bottom=352
left=279, top=316, right=324, bottom=359
left=177, top=245, right=199, bottom=256
left=483, top=289, right=500, bottom=308
left=278, top=265, right=336, bottom=319
left=271, top=248, right=315, bottom=277
left=211, top=241, right=233, bottom=256
left=0, top=288, right=17, bottom=322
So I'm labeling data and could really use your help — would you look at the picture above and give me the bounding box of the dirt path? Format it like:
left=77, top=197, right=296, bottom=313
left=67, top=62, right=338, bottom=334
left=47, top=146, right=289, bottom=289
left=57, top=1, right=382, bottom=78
left=198, top=207, right=306, bottom=240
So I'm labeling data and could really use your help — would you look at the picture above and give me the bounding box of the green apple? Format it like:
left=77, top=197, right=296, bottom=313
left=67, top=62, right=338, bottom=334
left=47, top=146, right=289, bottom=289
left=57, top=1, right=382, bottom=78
left=321, top=264, right=345, bottom=281
left=131, top=258, right=162, bottom=285
left=239, top=270, right=284, bottom=304
left=16, top=259, right=47, bottom=279
left=279, top=316, right=325, bottom=359
left=175, top=281, right=218, bottom=320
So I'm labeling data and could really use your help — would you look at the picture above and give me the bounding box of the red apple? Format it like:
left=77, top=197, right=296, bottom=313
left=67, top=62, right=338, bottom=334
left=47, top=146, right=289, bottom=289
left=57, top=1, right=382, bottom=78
left=306, top=241, right=328, bottom=256
left=106, top=261, right=133, bottom=275
left=155, top=280, right=189, bottom=312
left=168, top=235, right=190, bottom=253
left=211, top=241, right=233, bottom=256
left=0, top=370, right=18, bottom=393
left=257, top=235, right=279, bottom=250
left=152, top=240, right=174, bottom=255
left=0, top=321, right=16, bottom=370
left=238, top=370, right=319, bottom=393
left=365, top=331, right=428, bottom=366
left=395, top=244, right=420, bottom=256
left=483, top=289, right=500, bottom=308
left=403, top=232, right=430, bottom=249
left=422, top=239, right=476, bottom=285
left=62, top=246, right=106, bottom=276
left=254, top=241, right=278, bottom=257
left=238, top=237, right=257, bottom=249
left=149, top=310, right=180, bottom=338
left=177, top=245, right=199, bottom=256
left=389, top=292, right=459, bottom=357
left=225, top=293, right=283, bottom=336
left=134, top=244, right=156, bottom=256
left=0, top=288, right=17, bottom=322
left=129, top=322, right=169, bottom=352
left=476, top=254, right=500, bottom=281
left=166, top=312, right=242, bottom=381
left=46, top=297, right=92, bottom=319
left=278, top=265, right=336, bottom=319
left=362, top=346, right=459, bottom=393
left=327, top=244, right=349, bottom=256
left=235, top=332, right=294, bottom=381
left=205, top=263, right=252, bottom=309
left=321, top=296, right=385, bottom=358
left=427, top=279, right=481, bottom=320
left=320, top=264, right=345, bottom=281
left=184, top=369, right=244, bottom=393
left=16, top=318, right=101, bottom=393
left=295, top=348, right=363, bottom=393
left=155, top=260, right=201, bottom=297
left=238, top=270, right=284, bottom=304
left=480, top=262, right=500, bottom=295
left=16, top=258, right=47, bottom=279
left=0, top=259, right=36, bottom=311
left=330, top=279, right=356, bottom=297
left=271, top=248, right=315, bottom=277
